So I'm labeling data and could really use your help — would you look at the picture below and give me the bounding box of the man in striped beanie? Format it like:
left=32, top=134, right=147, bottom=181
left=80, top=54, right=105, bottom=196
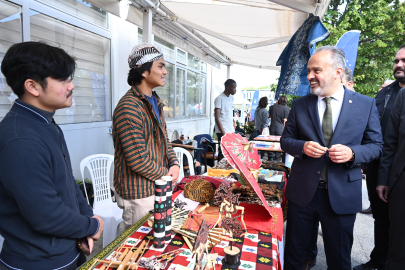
left=113, top=43, right=180, bottom=228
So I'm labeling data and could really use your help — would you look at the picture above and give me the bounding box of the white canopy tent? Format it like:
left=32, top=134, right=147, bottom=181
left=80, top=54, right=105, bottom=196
left=126, top=0, right=331, bottom=70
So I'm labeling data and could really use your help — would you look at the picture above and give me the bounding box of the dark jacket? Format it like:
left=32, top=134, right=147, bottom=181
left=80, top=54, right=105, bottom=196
left=254, top=107, right=269, bottom=131
left=375, top=80, right=400, bottom=137
left=281, top=87, right=383, bottom=214
left=0, top=100, right=98, bottom=269
left=378, top=88, right=405, bottom=193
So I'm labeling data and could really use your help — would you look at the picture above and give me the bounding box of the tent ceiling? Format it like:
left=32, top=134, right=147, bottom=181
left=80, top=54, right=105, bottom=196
left=127, top=0, right=331, bottom=69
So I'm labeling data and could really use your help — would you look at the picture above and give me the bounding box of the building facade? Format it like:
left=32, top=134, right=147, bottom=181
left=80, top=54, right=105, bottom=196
left=0, top=0, right=218, bottom=179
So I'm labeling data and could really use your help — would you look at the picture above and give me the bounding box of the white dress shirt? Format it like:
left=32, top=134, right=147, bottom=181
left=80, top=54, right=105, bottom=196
left=317, top=86, right=345, bottom=132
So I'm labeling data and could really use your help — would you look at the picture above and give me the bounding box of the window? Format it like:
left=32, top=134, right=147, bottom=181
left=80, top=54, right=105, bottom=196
left=176, top=68, right=186, bottom=117
left=30, top=12, right=111, bottom=124
left=154, top=36, right=175, bottom=60
left=155, top=62, right=175, bottom=119
left=138, top=27, right=142, bottom=44
left=201, top=62, right=207, bottom=73
left=200, top=77, right=207, bottom=115
left=36, top=0, right=107, bottom=28
left=0, top=0, right=22, bottom=122
left=177, top=49, right=186, bottom=65
left=186, top=70, right=200, bottom=116
left=187, top=53, right=200, bottom=70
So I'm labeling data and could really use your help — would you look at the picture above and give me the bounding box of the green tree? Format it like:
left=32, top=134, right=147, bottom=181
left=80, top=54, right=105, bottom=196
left=241, top=85, right=274, bottom=90
left=319, top=0, right=405, bottom=97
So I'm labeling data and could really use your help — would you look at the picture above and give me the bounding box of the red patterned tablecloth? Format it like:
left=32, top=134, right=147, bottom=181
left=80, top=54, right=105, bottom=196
left=93, top=221, right=281, bottom=270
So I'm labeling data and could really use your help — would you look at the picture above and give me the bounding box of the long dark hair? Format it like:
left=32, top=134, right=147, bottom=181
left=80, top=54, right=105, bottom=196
left=278, top=95, right=288, bottom=106
left=258, top=96, right=268, bottom=108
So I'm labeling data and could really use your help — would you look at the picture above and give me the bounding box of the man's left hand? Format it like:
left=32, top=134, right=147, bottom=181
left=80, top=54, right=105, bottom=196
left=167, top=163, right=180, bottom=184
left=329, top=144, right=353, bottom=163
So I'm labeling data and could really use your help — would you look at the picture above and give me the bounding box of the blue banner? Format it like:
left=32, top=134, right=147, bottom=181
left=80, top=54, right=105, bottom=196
left=275, top=15, right=330, bottom=99
left=249, top=91, right=260, bottom=121
left=336, top=30, right=361, bottom=74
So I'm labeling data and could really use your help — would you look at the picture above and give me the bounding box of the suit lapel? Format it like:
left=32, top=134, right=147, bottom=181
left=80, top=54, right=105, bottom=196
left=307, top=94, right=325, bottom=146
left=330, top=88, right=356, bottom=145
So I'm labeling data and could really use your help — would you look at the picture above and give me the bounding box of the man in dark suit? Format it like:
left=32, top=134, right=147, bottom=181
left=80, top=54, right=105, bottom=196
left=354, top=44, right=405, bottom=270
left=377, top=54, right=405, bottom=270
left=281, top=46, right=383, bottom=270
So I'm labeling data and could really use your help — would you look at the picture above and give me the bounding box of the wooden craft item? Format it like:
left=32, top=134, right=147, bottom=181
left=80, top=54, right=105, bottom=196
left=162, top=176, right=173, bottom=243
left=184, top=179, right=215, bottom=203
left=222, top=246, right=241, bottom=267
left=205, top=253, right=218, bottom=270
left=154, top=179, right=167, bottom=248
left=192, top=220, right=210, bottom=270
left=212, top=183, right=247, bottom=241
left=174, top=198, right=187, bottom=210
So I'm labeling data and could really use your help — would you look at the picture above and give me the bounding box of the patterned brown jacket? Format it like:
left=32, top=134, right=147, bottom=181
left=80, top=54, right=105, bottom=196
left=113, top=86, right=178, bottom=199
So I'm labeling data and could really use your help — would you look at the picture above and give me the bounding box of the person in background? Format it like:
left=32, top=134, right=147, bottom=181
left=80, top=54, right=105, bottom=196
left=377, top=87, right=405, bottom=269
left=269, top=95, right=289, bottom=136
left=113, top=43, right=180, bottom=230
left=214, top=79, right=237, bottom=160
left=379, top=80, right=395, bottom=91
left=303, top=65, right=357, bottom=270
left=353, top=44, right=405, bottom=270
left=254, top=96, right=270, bottom=134
left=342, top=66, right=355, bottom=91
left=0, top=42, right=104, bottom=270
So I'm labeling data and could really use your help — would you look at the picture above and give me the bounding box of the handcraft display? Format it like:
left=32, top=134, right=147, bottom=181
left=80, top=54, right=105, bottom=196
left=212, top=183, right=247, bottom=239
left=154, top=179, right=167, bottom=248
left=162, top=176, right=173, bottom=243
left=220, top=133, right=274, bottom=217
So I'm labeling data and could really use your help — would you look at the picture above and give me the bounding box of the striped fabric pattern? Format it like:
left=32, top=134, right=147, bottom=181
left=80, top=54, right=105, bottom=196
left=113, top=86, right=177, bottom=199
left=128, top=43, right=164, bottom=68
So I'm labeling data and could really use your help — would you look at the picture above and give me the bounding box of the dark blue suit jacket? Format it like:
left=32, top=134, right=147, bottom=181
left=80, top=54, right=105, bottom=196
left=281, top=87, right=383, bottom=215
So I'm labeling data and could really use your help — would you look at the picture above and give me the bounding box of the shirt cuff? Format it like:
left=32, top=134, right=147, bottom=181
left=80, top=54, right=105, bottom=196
left=169, top=160, right=179, bottom=167
left=90, top=218, right=100, bottom=237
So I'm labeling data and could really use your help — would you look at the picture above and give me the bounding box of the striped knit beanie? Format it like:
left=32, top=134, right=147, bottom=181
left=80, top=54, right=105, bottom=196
left=128, top=43, right=164, bottom=69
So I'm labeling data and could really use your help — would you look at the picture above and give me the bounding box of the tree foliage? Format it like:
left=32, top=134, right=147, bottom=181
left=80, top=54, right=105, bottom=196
left=241, top=84, right=277, bottom=91
left=319, top=0, right=405, bottom=97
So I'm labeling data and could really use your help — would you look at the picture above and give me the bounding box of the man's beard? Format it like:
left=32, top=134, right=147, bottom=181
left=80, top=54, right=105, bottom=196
left=394, top=67, right=405, bottom=83
left=310, top=74, right=335, bottom=96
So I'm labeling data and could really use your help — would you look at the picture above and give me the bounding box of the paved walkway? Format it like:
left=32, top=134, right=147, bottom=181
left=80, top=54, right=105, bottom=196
left=291, top=179, right=375, bottom=269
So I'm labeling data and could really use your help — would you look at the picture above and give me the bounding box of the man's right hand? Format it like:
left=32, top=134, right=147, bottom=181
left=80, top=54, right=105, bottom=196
left=303, top=141, right=327, bottom=158
left=91, top=215, right=104, bottom=240
left=376, top=185, right=388, bottom=203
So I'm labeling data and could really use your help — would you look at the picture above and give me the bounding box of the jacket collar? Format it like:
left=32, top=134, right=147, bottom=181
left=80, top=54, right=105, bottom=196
left=11, top=100, right=55, bottom=124
left=307, top=86, right=354, bottom=146
left=131, top=85, right=164, bottom=110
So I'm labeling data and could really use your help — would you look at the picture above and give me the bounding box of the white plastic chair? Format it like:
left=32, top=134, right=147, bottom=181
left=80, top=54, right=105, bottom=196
left=173, top=147, right=195, bottom=182
left=80, top=154, right=123, bottom=247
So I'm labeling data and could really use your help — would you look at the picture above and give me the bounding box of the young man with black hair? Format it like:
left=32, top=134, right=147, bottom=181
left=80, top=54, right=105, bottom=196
left=214, top=79, right=237, bottom=160
left=0, top=42, right=104, bottom=270
left=113, top=43, right=179, bottom=228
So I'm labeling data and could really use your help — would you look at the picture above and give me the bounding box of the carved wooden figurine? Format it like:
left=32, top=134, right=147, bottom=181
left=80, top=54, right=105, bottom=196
left=212, top=184, right=247, bottom=239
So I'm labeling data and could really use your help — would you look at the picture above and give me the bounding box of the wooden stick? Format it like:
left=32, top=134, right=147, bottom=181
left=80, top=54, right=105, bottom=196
left=117, top=242, right=138, bottom=270
left=88, top=259, right=100, bottom=270
left=129, top=240, right=147, bottom=265
left=108, top=241, right=128, bottom=269
left=183, top=235, right=194, bottom=251
left=118, top=248, right=130, bottom=261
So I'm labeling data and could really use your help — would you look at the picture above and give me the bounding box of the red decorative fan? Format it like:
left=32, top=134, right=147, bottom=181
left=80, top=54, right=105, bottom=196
left=220, top=133, right=273, bottom=217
